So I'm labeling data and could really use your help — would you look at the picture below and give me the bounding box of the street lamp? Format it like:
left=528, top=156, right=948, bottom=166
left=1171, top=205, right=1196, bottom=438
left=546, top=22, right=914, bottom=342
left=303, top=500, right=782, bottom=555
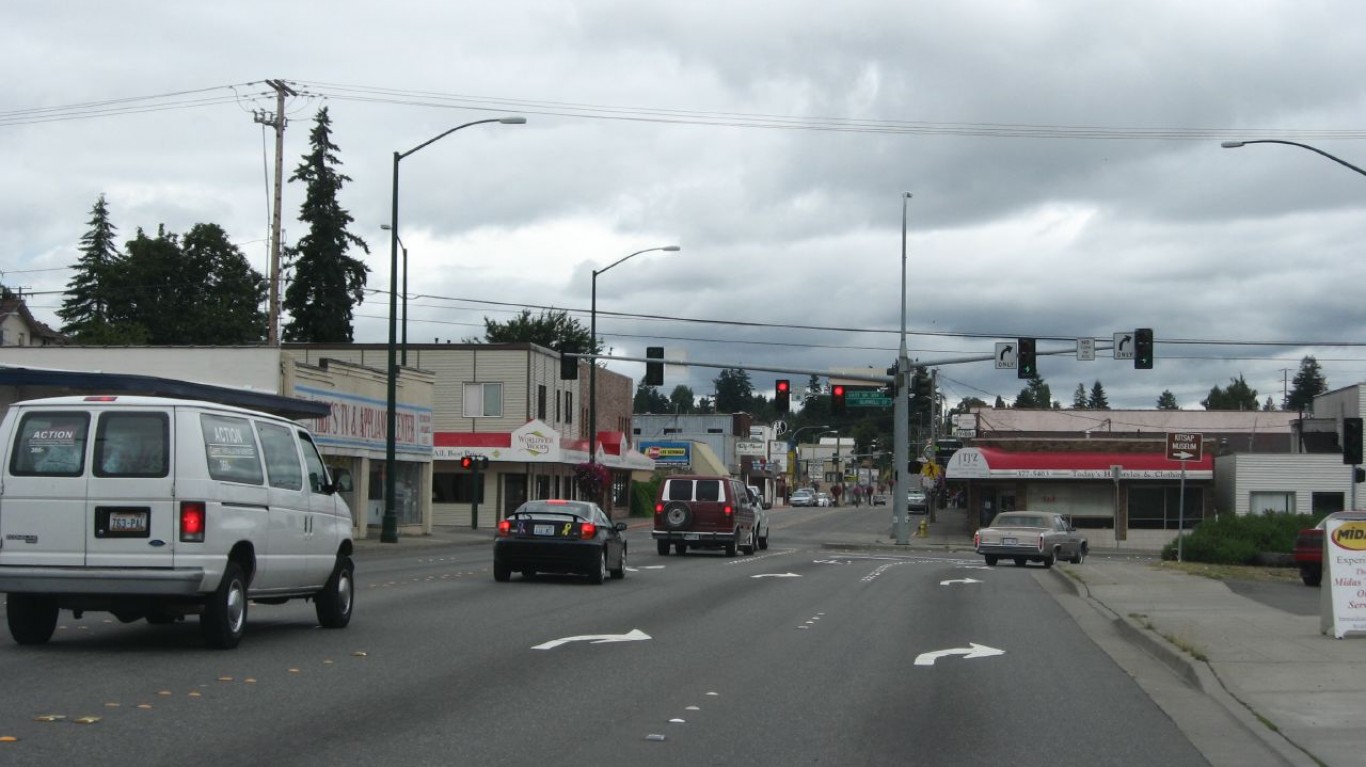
left=378, top=224, right=408, bottom=366
left=894, top=192, right=912, bottom=543
left=588, top=245, right=681, bottom=480
left=381, top=115, right=526, bottom=544
left=1221, top=140, right=1366, bottom=179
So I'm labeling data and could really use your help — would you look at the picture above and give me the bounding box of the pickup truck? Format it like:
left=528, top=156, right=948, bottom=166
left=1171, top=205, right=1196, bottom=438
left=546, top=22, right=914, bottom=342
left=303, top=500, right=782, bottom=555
left=1293, top=526, right=1324, bottom=587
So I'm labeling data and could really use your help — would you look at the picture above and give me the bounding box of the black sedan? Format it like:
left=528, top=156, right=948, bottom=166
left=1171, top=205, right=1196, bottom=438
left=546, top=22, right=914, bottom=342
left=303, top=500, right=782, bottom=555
left=493, top=500, right=628, bottom=584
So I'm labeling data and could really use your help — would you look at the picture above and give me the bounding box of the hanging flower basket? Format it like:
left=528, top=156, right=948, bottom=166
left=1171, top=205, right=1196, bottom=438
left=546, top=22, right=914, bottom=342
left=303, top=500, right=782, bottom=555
left=574, top=461, right=611, bottom=503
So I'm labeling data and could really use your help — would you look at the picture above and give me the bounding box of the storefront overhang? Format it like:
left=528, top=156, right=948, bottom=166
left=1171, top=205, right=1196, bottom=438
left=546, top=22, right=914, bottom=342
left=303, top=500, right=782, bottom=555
left=435, top=422, right=654, bottom=471
left=946, top=446, right=1212, bottom=481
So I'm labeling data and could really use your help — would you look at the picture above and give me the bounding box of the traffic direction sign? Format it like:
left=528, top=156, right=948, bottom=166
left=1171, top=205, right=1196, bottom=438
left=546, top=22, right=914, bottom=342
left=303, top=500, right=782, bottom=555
left=846, top=389, right=892, bottom=407
left=1166, top=432, right=1204, bottom=462
left=995, top=342, right=1017, bottom=369
left=1113, top=332, right=1135, bottom=359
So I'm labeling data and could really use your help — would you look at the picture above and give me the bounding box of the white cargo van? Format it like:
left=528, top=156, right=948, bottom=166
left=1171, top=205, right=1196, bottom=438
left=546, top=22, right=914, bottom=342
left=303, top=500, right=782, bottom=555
left=0, top=395, right=355, bottom=649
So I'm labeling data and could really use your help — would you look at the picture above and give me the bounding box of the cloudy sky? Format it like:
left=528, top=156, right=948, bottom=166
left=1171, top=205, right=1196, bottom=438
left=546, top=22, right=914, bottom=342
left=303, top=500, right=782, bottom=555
left=5, top=1, right=1366, bottom=414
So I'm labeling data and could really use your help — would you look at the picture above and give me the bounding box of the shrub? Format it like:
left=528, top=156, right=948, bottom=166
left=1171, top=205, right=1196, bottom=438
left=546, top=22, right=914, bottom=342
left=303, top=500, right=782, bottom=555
left=1161, top=511, right=1323, bottom=564
left=630, top=476, right=662, bottom=518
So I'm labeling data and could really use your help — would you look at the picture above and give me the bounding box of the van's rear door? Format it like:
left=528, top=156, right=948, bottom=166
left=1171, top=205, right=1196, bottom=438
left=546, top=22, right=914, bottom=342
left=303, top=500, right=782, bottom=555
left=0, top=408, right=93, bottom=567
left=82, top=409, right=176, bottom=569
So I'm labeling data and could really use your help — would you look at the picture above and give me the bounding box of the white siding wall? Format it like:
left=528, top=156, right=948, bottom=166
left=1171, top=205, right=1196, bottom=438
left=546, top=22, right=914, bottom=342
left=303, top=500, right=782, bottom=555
left=1218, top=453, right=1357, bottom=516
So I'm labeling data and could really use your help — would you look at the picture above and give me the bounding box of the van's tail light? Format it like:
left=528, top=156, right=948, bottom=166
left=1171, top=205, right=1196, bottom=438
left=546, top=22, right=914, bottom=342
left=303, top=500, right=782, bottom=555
left=180, top=501, right=206, bottom=543
left=723, top=505, right=734, bottom=517
left=579, top=522, right=597, bottom=540
left=654, top=503, right=664, bottom=515
left=497, top=519, right=511, bottom=537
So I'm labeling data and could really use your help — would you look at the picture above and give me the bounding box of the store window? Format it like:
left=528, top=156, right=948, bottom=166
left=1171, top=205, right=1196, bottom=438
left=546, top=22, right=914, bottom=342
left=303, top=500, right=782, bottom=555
left=537, top=385, right=547, bottom=420
left=1249, top=491, right=1294, bottom=516
left=432, top=471, right=485, bottom=504
left=369, top=461, right=424, bottom=524
left=1129, top=486, right=1204, bottom=529
left=1312, top=492, right=1345, bottom=516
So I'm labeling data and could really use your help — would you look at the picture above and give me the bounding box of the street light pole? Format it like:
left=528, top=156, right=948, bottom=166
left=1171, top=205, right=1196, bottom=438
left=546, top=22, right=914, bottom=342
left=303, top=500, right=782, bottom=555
left=1221, top=140, right=1366, bottom=179
left=587, top=245, right=680, bottom=480
left=381, top=115, right=526, bottom=544
left=378, top=224, right=408, bottom=366
left=894, top=192, right=912, bottom=544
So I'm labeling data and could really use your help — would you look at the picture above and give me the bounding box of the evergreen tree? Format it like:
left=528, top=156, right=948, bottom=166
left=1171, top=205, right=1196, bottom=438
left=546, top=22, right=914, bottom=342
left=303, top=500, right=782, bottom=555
left=632, top=382, right=670, bottom=414
left=803, top=374, right=823, bottom=407
left=1087, top=381, right=1110, bottom=410
left=59, top=195, right=129, bottom=341
left=668, top=385, right=696, bottom=414
left=1013, top=376, right=1051, bottom=409
left=993, top=395, right=1006, bottom=408
left=282, top=107, right=370, bottom=342
left=1201, top=374, right=1259, bottom=411
left=1071, top=383, right=1088, bottom=409
left=713, top=369, right=756, bottom=413
left=1263, top=396, right=1277, bottom=411
left=1285, top=356, right=1327, bottom=413
left=1156, top=390, right=1179, bottom=410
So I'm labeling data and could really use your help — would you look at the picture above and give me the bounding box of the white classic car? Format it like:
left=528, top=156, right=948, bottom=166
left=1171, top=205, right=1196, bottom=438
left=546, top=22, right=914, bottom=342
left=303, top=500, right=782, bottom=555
left=973, top=511, right=1087, bottom=568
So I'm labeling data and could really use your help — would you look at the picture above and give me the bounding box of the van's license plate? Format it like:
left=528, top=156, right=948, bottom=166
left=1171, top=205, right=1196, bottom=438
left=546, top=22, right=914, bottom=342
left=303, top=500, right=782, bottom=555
left=109, top=511, right=148, bottom=534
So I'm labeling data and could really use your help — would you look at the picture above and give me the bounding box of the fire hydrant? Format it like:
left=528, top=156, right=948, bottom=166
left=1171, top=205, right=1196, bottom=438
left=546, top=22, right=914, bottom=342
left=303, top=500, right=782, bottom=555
left=917, top=518, right=929, bottom=538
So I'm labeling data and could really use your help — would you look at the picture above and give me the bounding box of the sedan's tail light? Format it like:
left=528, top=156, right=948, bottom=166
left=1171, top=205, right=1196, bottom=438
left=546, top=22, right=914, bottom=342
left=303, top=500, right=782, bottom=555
left=973, top=532, right=979, bottom=548
left=180, top=501, right=206, bottom=543
left=579, top=522, right=597, bottom=539
left=1038, top=534, right=1046, bottom=552
left=497, top=519, right=512, bottom=537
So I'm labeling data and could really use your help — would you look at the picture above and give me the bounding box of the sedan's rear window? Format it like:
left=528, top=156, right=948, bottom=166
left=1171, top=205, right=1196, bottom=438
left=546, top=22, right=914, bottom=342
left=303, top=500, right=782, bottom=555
left=998, top=515, right=1045, bottom=528
left=10, top=411, right=90, bottom=477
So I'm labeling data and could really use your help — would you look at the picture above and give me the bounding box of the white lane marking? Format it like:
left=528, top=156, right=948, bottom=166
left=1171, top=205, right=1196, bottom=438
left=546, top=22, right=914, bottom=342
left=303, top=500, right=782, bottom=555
left=914, top=643, right=1005, bottom=666
left=751, top=573, right=802, bottom=579
left=531, top=628, right=651, bottom=651
left=940, top=578, right=982, bottom=585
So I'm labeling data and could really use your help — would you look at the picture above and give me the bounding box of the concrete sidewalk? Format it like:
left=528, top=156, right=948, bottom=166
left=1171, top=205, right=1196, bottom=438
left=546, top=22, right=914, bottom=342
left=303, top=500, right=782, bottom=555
left=357, top=506, right=1362, bottom=766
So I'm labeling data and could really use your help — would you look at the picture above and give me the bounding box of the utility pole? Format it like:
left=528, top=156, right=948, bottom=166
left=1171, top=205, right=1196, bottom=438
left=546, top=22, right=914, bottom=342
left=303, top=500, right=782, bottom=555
left=253, top=79, right=297, bottom=346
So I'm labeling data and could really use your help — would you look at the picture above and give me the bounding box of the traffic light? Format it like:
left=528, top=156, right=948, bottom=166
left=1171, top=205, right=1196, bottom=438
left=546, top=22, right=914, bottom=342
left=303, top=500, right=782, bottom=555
left=775, top=379, right=791, bottom=414
left=559, top=352, right=578, bottom=380
left=1017, top=338, right=1036, bottom=380
left=1344, top=417, right=1363, bottom=465
left=460, top=455, right=474, bottom=470
left=1134, top=328, right=1154, bottom=369
left=460, top=455, right=490, bottom=471
left=831, top=384, right=846, bottom=415
left=644, top=346, right=664, bottom=386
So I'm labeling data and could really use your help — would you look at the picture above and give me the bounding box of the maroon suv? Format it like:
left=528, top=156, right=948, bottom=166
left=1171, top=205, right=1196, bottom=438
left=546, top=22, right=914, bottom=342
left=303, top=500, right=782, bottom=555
left=653, top=475, right=757, bottom=557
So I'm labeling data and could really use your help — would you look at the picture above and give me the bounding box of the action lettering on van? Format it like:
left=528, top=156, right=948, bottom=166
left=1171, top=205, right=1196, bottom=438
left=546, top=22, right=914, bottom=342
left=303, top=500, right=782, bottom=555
left=26, top=428, right=78, bottom=446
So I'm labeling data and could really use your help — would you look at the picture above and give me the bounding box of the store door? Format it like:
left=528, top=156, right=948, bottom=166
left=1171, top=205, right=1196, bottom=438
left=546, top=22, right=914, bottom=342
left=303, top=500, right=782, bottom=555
left=504, top=473, right=528, bottom=519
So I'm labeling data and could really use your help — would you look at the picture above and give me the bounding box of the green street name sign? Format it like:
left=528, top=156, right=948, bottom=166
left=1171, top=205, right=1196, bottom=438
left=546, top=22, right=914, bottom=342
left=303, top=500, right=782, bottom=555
left=847, top=389, right=893, bottom=407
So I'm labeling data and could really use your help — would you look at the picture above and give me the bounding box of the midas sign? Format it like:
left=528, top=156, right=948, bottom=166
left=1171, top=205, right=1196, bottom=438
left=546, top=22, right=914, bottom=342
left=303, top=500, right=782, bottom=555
left=1331, top=521, right=1366, bottom=551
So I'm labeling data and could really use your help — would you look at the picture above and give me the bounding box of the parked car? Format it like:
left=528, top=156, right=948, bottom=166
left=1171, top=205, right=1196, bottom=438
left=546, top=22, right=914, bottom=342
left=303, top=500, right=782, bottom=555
left=1294, top=522, right=1326, bottom=587
left=0, top=395, right=355, bottom=649
left=493, top=499, right=627, bottom=584
left=907, top=489, right=928, bottom=514
left=746, top=486, right=770, bottom=550
left=973, top=511, right=1087, bottom=568
left=653, top=475, right=757, bottom=556
left=748, top=484, right=772, bottom=510
left=816, top=492, right=832, bottom=507
left=871, top=493, right=888, bottom=506
left=790, top=489, right=816, bottom=507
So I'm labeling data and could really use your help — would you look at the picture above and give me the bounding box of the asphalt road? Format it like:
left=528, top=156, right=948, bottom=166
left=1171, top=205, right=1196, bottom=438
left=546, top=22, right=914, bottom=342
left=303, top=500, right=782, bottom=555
left=0, top=507, right=1256, bottom=766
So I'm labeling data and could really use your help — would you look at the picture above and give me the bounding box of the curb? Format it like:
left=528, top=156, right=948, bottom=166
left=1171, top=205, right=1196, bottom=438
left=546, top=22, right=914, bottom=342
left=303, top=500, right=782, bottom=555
left=1048, top=566, right=1317, bottom=767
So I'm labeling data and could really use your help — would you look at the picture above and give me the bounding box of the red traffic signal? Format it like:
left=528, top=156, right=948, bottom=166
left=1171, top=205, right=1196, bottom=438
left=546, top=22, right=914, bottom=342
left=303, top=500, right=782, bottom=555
left=831, top=384, right=846, bottom=415
left=460, top=455, right=489, bottom=471
left=775, top=379, right=791, bottom=414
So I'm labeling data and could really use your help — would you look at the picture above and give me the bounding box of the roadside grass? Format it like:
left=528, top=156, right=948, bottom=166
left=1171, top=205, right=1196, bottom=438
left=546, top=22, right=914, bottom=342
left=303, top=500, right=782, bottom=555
left=1130, top=612, right=1209, bottom=661
left=1155, top=560, right=1302, bottom=584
